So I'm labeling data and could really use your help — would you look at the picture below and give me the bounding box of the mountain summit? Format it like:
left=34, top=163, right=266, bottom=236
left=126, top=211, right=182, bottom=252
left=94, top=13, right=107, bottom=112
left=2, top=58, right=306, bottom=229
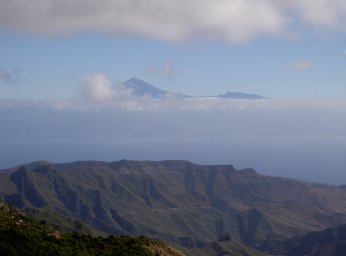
left=124, top=77, right=190, bottom=99
left=123, top=78, right=267, bottom=100
left=124, top=77, right=168, bottom=99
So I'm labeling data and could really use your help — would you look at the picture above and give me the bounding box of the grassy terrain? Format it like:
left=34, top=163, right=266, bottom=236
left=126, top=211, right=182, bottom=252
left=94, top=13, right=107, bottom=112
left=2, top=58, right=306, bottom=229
left=23, top=206, right=104, bottom=236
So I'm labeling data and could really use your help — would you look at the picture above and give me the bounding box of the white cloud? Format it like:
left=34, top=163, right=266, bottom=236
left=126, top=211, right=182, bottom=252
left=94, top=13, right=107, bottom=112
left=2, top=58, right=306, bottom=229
left=160, top=62, right=177, bottom=78
left=78, top=74, right=114, bottom=102
left=2, top=88, right=346, bottom=114
left=290, top=60, right=312, bottom=70
left=149, top=62, right=179, bottom=80
left=1, top=0, right=346, bottom=43
left=287, top=0, right=346, bottom=29
left=78, top=74, right=135, bottom=103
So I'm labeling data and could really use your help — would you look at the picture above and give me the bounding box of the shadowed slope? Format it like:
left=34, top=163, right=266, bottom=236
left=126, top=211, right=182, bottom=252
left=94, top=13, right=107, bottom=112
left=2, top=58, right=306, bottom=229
left=1, top=160, right=346, bottom=250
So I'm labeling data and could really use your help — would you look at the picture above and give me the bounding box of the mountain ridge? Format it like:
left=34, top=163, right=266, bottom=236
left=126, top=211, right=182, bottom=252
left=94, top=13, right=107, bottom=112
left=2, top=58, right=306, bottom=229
left=124, top=77, right=173, bottom=99
left=123, top=77, right=267, bottom=100
left=1, top=159, right=346, bottom=252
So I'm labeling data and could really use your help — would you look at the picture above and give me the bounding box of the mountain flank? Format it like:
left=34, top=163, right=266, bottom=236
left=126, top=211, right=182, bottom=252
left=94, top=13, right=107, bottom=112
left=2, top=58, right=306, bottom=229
left=124, top=77, right=191, bottom=99
left=122, top=77, right=267, bottom=99
left=0, top=201, right=185, bottom=256
left=1, top=160, right=346, bottom=253
left=262, top=223, right=346, bottom=256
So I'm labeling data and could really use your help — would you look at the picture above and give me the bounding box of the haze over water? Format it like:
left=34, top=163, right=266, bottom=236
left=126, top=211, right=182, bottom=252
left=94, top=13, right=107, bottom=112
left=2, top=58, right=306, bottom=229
left=1, top=1, right=346, bottom=187
left=1, top=135, right=345, bottom=185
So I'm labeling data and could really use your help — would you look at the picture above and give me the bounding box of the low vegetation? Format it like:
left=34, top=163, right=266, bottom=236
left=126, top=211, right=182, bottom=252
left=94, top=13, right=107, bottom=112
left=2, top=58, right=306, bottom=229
left=0, top=202, right=181, bottom=256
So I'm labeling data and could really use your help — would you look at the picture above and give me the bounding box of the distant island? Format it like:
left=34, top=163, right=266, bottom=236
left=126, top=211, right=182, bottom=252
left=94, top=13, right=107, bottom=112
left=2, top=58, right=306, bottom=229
left=123, top=77, right=267, bottom=100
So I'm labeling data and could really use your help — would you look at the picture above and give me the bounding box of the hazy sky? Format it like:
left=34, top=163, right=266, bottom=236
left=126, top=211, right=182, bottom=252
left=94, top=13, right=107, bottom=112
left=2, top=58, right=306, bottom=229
left=0, top=0, right=346, bottom=100
left=0, top=1, right=346, bottom=184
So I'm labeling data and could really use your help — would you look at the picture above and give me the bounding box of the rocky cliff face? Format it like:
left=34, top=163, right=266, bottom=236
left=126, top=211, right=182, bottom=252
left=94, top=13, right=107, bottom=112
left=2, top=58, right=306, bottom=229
left=1, top=160, right=346, bottom=250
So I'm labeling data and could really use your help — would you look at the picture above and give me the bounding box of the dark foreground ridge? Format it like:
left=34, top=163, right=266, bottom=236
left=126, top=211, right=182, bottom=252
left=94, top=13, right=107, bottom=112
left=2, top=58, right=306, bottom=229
left=1, top=160, right=346, bottom=255
left=0, top=201, right=185, bottom=256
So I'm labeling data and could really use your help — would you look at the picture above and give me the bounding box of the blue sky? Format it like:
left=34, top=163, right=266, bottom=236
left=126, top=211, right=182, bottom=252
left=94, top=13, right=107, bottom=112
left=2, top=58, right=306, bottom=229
left=0, top=0, right=346, bottom=100
left=0, top=1, right=346, bottom=183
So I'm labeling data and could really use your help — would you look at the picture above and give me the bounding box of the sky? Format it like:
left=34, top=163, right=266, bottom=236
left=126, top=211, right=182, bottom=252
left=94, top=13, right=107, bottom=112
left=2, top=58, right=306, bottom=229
left=0, top=0, right=346, bottom=100
left=0, top=0, right=346, bottom=184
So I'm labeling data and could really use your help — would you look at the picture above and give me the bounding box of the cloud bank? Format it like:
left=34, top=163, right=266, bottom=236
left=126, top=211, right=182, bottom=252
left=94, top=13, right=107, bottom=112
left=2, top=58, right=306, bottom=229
left=1, top=98, right=346, bottom=138
left=1, top=0, right=346, bottom=42
left=73, top=73, right=346, bottom=112
left=2, top=73, right=346, bottom=138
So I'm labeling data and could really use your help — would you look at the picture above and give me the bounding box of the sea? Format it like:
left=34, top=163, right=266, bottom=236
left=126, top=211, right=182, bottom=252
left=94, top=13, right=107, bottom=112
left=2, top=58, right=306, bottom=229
left=1, top=135, right=345, bottom=185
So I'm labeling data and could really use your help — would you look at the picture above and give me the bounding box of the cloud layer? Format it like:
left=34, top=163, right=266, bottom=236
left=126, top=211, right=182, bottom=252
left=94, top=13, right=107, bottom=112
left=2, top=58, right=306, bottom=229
left=74, top=73, right=346, bottom=112
left=1, top=0, right=346, bottom=42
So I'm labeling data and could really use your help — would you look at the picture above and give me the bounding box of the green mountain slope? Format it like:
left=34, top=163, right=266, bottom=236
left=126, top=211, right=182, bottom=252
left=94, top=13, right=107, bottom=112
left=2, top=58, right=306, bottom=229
left=23, top=206, right=104, bottom=235
left=1, top=160, right=346, bottom=251
left=0, top=201, right=185, bottom=256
